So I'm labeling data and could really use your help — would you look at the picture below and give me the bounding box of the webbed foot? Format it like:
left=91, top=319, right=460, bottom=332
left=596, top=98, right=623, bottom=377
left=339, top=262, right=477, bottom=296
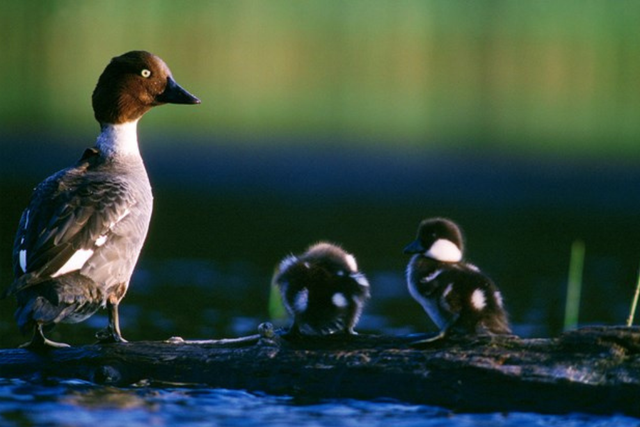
left=96, top=300, right=127, bottom=343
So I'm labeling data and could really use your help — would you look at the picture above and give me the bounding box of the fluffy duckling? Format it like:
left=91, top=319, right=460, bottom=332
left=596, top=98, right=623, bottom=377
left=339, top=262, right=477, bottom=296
left=404, top=218, right=511, bottom=343
left=273, top=242, right=370, bottom=336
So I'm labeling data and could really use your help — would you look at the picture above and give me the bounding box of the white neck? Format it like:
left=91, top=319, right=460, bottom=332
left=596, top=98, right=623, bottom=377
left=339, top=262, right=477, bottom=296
left=95, top=121, right=140, bottom=159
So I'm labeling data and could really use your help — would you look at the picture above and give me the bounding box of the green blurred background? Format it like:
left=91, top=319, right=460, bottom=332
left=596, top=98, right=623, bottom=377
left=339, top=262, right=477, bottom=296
left=2, top=0, right=639, bottom=155
left=2, top=1, right=640, bottom=346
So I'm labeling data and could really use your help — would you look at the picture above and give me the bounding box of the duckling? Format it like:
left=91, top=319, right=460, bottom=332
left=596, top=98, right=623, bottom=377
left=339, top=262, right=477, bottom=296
left=404, top=218, right=511, bottom=343
left=273, top=242, right=370, bottom=336
left=2, top=51, right=200, bottom=349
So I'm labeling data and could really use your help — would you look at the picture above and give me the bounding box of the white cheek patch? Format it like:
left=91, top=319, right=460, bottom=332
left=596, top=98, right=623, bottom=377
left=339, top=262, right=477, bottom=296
left=52, top=249, right=94, bottom=278
left=293, top=288, right=309, bottom=313
left=425, top=239, right=462, bottom=263
left=471, top=289, right=487, bottom=310
left=19, top=250, right=27, bottom=273
left=332, top=292, right=348, bottom=308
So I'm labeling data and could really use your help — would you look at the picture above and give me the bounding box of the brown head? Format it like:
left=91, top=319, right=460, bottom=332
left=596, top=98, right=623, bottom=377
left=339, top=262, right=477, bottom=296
left=92, top=50, right=200, bottom=125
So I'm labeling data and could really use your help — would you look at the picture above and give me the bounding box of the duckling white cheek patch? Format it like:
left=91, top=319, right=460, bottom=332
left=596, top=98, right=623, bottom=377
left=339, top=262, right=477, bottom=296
left=425, top=239, right=462, bottom=262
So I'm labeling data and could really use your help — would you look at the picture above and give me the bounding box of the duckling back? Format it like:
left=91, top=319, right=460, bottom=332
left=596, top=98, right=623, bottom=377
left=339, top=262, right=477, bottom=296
left=273, top=242, right=370, bottom=336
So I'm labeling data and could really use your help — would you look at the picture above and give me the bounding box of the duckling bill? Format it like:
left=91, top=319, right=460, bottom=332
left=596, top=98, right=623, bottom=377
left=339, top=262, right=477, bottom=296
left=404, top=218, right=511, bottom=344
left=273, top=242, right=370, bottom=336
left=2, top=51, right=200, bottom=349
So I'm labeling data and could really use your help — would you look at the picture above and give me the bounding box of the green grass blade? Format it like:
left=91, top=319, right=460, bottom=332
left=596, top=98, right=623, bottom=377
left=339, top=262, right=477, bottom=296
left=626, top=266, right=640, bottom=327
left=564, top=240, right=585, bottom=331
left=268, top=269, right=287, bottom=322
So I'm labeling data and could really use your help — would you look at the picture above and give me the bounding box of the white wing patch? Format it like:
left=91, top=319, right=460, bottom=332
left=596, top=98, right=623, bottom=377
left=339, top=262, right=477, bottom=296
left=420, top=269, right=443, bottom=283
left=95, top=235, right=108, bottom=247
left=471, top=289, right=487, bottom=310
left=51, top=249, right=94, bottom=278
left=51, top=206, right=130, bottom=277
left=19, top=250, right=27, bottom=273
left=332, top=292, right=348, bottom=308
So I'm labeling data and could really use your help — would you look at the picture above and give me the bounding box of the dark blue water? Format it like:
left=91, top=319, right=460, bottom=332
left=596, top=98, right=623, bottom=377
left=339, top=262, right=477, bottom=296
left=1, top=378, right=638, bottom=427
left=3, top=135, right=640, bottom=425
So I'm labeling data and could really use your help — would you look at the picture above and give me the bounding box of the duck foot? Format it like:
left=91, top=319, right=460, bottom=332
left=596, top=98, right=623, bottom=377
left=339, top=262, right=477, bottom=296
left=410, top=330, right=448, bottom=348
left=20, top=325, right=70, bottom=351
left=95, top=327, right=128, bottom=344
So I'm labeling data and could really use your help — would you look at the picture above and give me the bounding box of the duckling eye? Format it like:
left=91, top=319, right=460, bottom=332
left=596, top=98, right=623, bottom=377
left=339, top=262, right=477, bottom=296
left=140, top=69, right=152, bottom=78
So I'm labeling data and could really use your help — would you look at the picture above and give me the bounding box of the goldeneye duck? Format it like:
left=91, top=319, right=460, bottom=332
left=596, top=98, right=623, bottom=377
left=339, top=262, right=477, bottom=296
left=2, top=51, right=200, bottom=349
left=273, top=242, right=370, bottom=336
left=404, top=218, right=511, bottom=344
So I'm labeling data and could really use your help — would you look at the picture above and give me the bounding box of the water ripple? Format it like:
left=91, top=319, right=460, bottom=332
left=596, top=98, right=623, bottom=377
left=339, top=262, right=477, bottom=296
left=0, top=378, right=638, bottom=427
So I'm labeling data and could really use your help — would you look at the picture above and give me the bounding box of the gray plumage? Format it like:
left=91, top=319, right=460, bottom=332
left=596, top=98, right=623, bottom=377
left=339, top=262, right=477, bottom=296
left=3, top=51, right=200, bottom=349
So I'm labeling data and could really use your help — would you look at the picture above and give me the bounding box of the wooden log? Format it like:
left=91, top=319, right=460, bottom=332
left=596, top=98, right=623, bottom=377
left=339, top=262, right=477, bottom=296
left=1, top=325, right=639, bottom=417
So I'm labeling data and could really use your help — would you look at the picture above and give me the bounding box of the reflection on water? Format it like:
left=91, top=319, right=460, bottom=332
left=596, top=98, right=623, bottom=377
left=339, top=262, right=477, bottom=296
left=1, top=378, right=638, bottom=427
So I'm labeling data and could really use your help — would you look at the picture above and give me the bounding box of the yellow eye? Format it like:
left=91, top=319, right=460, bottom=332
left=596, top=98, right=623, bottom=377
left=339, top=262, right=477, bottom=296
left=141, top=69, right=151, bottom=78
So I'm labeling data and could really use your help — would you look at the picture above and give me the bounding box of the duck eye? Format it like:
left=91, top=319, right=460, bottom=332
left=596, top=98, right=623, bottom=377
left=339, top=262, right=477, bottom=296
left=141, top=69, right=152, bottom=78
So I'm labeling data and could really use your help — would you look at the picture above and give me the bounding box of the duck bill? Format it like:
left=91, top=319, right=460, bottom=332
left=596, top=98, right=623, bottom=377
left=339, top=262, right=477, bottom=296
left=157, top=76, right=201, bottom=105
left=403, top=240, right=425, bottom=254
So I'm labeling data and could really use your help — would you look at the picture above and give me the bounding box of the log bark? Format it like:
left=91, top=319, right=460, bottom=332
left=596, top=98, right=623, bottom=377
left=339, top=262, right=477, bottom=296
left=1, top=325, right=639, bottom=417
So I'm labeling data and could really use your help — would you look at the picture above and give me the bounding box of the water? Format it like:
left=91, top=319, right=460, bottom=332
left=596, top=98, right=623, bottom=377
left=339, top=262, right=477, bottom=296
left=3, top=137, right=640, bottom=424
left=1, top=378, right=638, bottom=427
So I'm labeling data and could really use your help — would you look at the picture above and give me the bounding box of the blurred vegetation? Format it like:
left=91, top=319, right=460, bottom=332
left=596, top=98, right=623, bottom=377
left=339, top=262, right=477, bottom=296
left=1, top=0, right=639, bottom=157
